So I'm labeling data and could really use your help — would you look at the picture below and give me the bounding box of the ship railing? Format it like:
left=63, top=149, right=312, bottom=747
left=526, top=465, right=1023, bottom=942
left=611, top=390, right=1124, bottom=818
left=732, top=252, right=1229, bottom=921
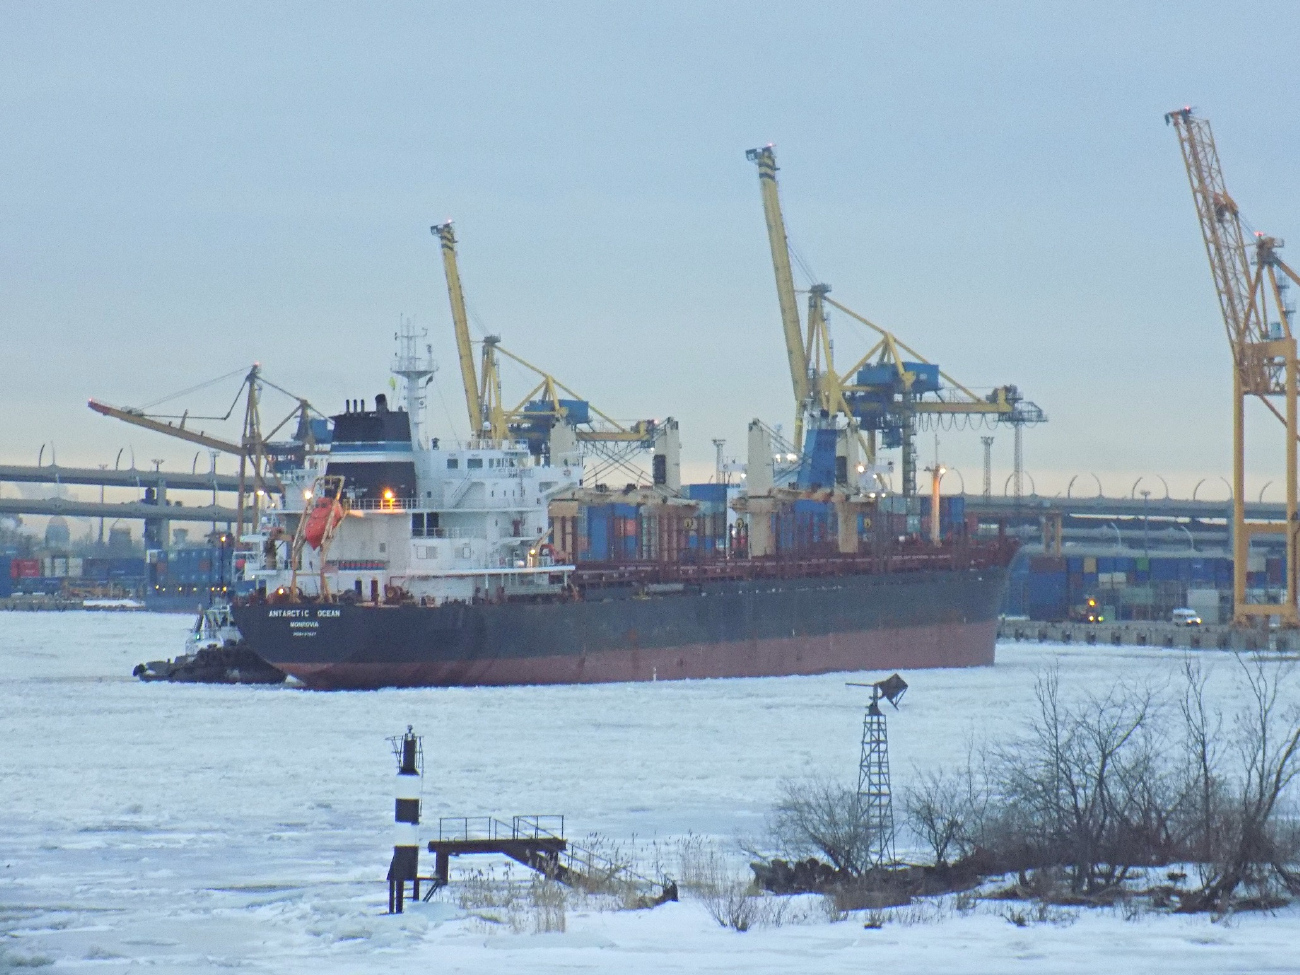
left=566, top=541, right=1014, bottom=589
left=351, top=497, right=420, bottom=511
left=413, top=527, right=481, bottom=540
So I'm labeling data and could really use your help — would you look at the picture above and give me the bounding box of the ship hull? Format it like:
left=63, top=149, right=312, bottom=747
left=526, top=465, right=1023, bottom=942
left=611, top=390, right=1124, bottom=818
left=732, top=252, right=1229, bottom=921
left=231, top=565, right=1008, bottom=690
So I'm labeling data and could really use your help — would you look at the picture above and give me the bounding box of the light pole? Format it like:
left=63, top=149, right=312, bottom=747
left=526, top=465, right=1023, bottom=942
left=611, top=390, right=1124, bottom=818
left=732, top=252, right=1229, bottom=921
left=925, top=463, right=947, bottom=545
left=98, top=464, right=107, bottom=546
left=1141, top=489, right=1151, bottom=555
left=980, top=436, right=994, bottom=499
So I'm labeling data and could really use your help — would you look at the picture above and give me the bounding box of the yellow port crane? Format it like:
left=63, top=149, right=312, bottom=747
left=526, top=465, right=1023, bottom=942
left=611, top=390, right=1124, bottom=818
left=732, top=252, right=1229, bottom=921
left=746, top=145, right=1043, bottom=496
left=430, top=222, right=656, bottom=480
left=1167, top=107, right=1299, bottom=626
left=432, top=222, right=484, bottom=436
left=89, top=364, right=318, bottom=540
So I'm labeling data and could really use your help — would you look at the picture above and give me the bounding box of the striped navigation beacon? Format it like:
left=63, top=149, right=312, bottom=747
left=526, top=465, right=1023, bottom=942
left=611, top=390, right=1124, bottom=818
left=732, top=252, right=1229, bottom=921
left=386, top=725, right=423, bottom=914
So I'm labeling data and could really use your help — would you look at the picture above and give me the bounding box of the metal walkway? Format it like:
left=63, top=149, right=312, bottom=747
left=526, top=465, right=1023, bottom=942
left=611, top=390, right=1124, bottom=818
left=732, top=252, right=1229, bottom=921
left=425, top=815, right=676, bottom=903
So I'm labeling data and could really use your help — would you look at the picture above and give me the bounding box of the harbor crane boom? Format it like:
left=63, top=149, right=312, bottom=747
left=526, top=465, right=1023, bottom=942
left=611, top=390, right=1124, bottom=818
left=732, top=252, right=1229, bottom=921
left=432, top=221, right=484, bottom=438
left=90, top=364, right=316, bottom=542
left=87, top=400, right=245, bottom=456
left=746, top=145, right=1044, bottom=496
left=1167, top=107, right=1300, bottom=625
left=746, top=146, right=811, bottom=445
left=430, top=224, right=658, bottom=483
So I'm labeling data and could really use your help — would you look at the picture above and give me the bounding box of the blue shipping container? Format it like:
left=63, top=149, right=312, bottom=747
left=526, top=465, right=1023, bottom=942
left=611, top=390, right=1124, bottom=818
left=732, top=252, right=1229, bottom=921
left=584, top=505, right=612, bottom=561
left=685, top=483, right=727, bottom=505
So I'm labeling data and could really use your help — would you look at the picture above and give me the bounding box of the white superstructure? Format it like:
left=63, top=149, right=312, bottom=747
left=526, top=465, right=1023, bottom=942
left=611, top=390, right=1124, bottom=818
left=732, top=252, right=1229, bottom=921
left=243, top=340, right=583, bottom=605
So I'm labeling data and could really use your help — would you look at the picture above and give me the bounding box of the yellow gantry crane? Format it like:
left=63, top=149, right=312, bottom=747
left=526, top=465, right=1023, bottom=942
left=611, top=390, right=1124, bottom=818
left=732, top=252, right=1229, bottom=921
left=1167, top=107, right=1300, bottom=626
left=430, top=222, right=655, bottom=476
left=746, top=145, right=1043, bottom=496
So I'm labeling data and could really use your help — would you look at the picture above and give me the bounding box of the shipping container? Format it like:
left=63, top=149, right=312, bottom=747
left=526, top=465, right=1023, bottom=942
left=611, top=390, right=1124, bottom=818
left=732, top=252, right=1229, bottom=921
left=583, top=504, right=612, bottom=562
left=1026, top=571, right=1068, bottom=620
left=1030, top=555, right=1067, bottom=573
left=11, top=558, right=40, bottom=579
left=685, top=483, right=727, bottom=506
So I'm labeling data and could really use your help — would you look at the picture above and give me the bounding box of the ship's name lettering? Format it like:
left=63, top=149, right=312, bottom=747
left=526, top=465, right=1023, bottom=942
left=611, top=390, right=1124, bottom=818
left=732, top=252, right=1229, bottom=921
left=267, top=609, right=310, bottom=618
left=316, top=609, right=340, bottom=618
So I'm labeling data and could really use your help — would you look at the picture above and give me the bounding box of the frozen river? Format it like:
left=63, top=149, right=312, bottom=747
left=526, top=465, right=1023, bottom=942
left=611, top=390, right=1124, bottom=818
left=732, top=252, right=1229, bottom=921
left=2, top=611, right=1298, bottom=973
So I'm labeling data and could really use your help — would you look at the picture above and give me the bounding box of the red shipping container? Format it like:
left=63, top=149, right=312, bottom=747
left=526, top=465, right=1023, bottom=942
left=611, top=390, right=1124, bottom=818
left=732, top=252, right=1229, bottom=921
left=11, top=558, right=40, bottom=579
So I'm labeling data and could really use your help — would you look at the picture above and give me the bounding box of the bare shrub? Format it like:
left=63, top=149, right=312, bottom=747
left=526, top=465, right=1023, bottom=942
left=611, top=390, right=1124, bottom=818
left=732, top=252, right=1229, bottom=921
left=677, top=835, right=766, bottom=931
left=904, top=657, right=1300, bottom=912
left=903, top=747, right=994, bottom=868
left=455, top=863, right=520, bottom=918
left=769, top=776, right=873, bottom=877
left=820, top=893, right=848, bottom=923
left=1179, top=656, right=1300, bottom=910
left=527, top=876, right=567, bottom=933
left=994, top=668, right=1155, bottom=896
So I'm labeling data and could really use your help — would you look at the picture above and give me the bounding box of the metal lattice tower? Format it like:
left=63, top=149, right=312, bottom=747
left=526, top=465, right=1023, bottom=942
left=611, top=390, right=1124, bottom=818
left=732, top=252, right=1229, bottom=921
left=981, top=436, right=994, bottom=499
left=856, top=694, right=895, bottom=869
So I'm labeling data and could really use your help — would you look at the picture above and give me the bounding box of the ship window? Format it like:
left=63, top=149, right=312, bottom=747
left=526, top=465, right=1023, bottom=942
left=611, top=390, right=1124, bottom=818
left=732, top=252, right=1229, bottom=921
left=411, top=513, right=426, bottom=537
left=467, top=458, right=483, bottom=469
left=447, top=458, right=459, bottom=469
left=379, top=542, right=387, bottom=553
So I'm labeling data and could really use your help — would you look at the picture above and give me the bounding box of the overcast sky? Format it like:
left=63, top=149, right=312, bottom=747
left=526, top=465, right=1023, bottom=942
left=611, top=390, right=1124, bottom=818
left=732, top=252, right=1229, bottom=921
left=5, top=2, right=1300, bottom=501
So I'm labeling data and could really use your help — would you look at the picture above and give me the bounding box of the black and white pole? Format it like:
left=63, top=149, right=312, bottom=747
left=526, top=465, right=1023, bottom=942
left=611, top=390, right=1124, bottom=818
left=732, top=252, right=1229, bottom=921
left=387, top=725, right=422, bottom=913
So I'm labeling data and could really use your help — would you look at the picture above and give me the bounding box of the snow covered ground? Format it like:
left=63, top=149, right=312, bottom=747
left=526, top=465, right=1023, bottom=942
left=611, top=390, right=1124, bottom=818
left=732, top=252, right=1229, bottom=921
left=1, top=611, right=1299, bottom=973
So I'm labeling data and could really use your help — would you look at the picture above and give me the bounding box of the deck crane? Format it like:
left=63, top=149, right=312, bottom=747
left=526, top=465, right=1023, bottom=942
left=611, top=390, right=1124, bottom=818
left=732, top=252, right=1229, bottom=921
left=746, top=146, right=1044, bottom=497
left=89, top=365, right=319, bottom=541
left=430, top=222, right=657, bottom=483
left=1167, top=108, right=1300, bottom=626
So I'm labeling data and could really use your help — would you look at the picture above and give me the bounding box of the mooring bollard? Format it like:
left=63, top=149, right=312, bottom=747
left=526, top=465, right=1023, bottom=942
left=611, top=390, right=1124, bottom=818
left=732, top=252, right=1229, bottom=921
left=387, top=726, right=422, bottom=914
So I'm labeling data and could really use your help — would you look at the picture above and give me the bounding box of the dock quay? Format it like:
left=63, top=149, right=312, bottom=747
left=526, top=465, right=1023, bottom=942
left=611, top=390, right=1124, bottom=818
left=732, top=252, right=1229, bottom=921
left=998, top=619, right=1300, bottom=653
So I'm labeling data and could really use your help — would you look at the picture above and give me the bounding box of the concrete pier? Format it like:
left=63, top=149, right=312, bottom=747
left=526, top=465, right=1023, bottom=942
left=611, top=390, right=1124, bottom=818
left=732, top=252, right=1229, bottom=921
left=998, top=619, right=1299, bottom=653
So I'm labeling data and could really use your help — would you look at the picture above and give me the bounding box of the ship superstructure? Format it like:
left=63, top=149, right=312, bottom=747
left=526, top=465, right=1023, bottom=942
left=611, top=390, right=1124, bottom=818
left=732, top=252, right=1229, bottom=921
left=245, top=377, right=584, bottom=609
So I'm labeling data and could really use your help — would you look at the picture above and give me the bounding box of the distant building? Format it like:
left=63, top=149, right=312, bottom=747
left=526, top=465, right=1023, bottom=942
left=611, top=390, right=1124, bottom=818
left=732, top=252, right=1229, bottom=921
left=44, top=516, right=70, bottom=549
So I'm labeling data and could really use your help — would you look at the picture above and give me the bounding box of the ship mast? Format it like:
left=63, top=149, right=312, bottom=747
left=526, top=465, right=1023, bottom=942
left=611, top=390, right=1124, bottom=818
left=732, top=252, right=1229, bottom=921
left=391, top=319, right=437, bottom=448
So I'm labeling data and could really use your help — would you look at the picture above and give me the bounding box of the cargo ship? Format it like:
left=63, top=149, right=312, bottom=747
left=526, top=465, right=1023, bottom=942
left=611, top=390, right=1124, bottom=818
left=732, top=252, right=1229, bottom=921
left=227, top=337, right=1014, bottom=690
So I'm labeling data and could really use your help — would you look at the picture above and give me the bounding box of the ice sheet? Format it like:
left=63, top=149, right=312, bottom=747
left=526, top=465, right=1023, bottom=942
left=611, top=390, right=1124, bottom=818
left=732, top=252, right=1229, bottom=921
left=1, top=612, right=1297, bottom=973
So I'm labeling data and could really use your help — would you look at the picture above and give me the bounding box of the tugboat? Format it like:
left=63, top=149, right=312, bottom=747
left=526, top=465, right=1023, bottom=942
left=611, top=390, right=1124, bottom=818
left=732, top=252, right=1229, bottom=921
left=133, top=601, right=286, bottom=684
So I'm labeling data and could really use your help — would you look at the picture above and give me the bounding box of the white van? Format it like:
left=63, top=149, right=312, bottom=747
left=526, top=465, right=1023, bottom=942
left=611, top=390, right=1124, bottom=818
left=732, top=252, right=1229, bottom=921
left=1171, top=608, right=1203, bottom=627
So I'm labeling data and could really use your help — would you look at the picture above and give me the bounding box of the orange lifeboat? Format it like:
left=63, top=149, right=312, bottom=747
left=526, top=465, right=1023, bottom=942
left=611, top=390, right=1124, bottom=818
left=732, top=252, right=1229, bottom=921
left=303, top=497, right=344, bottom=550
